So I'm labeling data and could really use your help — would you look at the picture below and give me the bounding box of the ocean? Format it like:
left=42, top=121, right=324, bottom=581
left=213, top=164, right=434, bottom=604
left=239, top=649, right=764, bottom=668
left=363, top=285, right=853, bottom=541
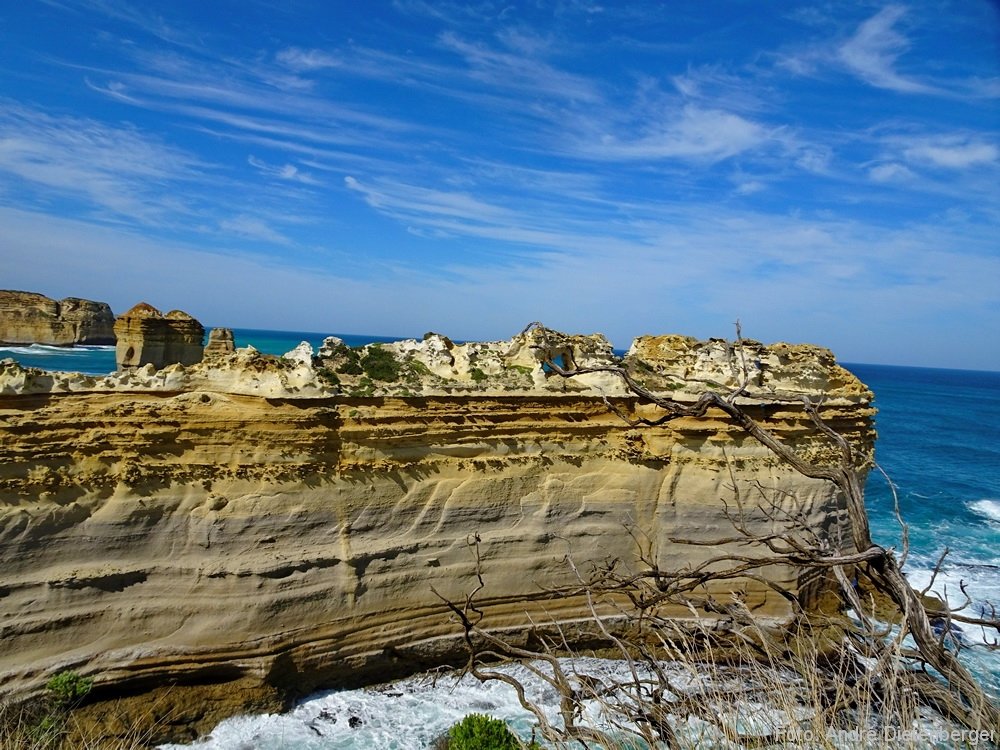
left=0, top=328, right=399, bottom=375
left=2, top=332, right=998, bottom=748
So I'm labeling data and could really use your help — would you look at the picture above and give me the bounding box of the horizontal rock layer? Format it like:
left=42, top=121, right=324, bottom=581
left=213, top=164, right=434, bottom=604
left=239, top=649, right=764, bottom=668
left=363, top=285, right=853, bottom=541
left=114, top=303, right=205, bottom=370
left=0, top=290, right=115, bottom=345
left=0, top=329, right=875, bottom=744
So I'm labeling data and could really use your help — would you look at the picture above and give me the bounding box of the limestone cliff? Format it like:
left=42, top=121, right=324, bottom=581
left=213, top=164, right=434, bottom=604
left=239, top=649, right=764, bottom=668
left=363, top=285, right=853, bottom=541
left=0, top=290, right=115, bottom=345
left=0, top=327, right=875, bottom=744
left=114, top=303, right=205, bottom=370
left=203, top=327, right=235, bottom=357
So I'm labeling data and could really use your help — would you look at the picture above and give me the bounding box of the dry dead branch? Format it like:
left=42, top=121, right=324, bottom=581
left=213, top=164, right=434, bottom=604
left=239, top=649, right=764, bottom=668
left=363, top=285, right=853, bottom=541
left=440, top=323, right=1000, bottom=748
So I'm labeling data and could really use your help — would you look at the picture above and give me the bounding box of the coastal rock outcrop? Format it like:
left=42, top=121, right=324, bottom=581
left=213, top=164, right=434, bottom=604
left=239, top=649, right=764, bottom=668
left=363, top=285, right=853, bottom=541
left=114, top=303, right=205, bottom=370
left=0, top=326, right=875, bottom=744
left=204, top=327, right=236, bottom=357
left=0, top=290, right=115, bottom=345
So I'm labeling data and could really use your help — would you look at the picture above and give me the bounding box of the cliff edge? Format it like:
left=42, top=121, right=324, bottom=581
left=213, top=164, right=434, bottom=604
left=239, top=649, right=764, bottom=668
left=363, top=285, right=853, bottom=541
left=0, top=290, right=115, bottom=346
left=0, top=326, right=875, bottom=744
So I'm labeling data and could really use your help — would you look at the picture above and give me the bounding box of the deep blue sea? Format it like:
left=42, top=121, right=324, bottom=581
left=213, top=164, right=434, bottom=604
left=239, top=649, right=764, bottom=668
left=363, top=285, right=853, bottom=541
left=2, top=334, right=998, bottom=748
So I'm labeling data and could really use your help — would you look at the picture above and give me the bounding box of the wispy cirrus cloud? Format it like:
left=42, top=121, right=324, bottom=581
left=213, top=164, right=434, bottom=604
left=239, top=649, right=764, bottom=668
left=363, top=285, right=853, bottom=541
left=437, top=30, right=601, bottom=104
left=37, top=0, right=196, bottom=48
left=344, top=176, right=512, bottom=226
left=218, top=215, right=290, bottom=245
left=247, top=156, right=321, bottom=185
left=900, top=137, right=998, bottom=169
left=275, top=47, right=341, bottom=72
left=781, top=4, right=998, bottom=100
left=868, top=162, right=916, bottom=183
left=0, top=101, right=201, bottom=222
left=575, top=105, right=774, bottom=162
left=836, top=5, right=939, bottom=94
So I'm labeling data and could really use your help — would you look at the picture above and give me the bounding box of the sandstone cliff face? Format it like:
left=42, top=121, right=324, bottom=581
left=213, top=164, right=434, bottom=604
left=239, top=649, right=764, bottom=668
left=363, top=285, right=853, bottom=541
left=0, top=328, right=875, bottom=743
left=114, top=303, right=205, bottom=370
left=0, top=290, right=115, bottom=345
left=203, top=327, right=235, bottom=357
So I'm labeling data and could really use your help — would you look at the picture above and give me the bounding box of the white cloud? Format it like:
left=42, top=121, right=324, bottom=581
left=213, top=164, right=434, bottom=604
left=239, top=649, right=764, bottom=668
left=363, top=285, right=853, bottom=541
left=794, top=148, right=832, bottom=174
left=4, top=181, right=1000, bottom=368
left=248, top=156, right=321, bottom=185
left=837, top=6, right=938, bottom=94
left=869, top=163, right=915, bottom=182
left=735, top=180, right=765, bottom=195
left=0, top=101, right=201, bottom=222
left=344, top=176, right=514, bottom=225
left=903, top=139, right=998, bottom=169
left=585, top=106, right=771, bottom=162
left=437, top=31, right=602, bottom=104
left=670, top=65, right=768, bottom=113
left=276, top=47, right=341, bottom=71
left=218, top=215, right=289, bottom=244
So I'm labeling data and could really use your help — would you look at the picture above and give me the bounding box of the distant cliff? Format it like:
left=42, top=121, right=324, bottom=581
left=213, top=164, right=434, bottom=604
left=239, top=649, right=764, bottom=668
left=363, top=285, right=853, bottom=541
left=0, top=290, right=115, bottom=345
left=0, top=326, right=875, bottom=744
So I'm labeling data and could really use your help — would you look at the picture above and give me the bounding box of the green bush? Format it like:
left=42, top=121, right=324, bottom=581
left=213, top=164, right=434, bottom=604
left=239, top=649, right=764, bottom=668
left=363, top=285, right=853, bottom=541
left=45, top=671, right=92, bottom=708
left=335, top=349, right=364, bottom=376
left=446, top=714, right=527, bottom=750
left=361, top=346, right=400, bottom=382
left=317, top=367, right=341, bottom=386
left=469, top=367, right=488, bottom=383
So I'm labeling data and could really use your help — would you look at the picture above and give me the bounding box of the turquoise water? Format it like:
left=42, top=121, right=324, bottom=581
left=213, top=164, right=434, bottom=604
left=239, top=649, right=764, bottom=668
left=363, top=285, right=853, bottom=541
left=3, top=336, right=998, bottom=746
left=0, top=328, right=403, bottom=375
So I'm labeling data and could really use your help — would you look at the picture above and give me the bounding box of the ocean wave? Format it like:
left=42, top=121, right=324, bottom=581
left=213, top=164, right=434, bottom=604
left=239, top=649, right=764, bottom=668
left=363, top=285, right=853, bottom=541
left=157, top=658, right=778, bottom=750
left=155, top=662, right=563, bottom=750
left=0, top=344, right=71, bottom=355
left=0, top=343, right=114, bottom=354
left=905, top=562, right=1000, bottom=652
left=969, top=499, right=1000, bottom=524
left=157, top=650, right=1000, bottom=750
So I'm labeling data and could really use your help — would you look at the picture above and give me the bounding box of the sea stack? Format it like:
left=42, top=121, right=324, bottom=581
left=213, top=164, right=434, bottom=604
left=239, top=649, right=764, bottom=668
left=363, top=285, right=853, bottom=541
left=0, top=290, right=115, bottom=345
left=114, top=303, right=205, bottom=370
left=204, top=327, right=236, bottom=357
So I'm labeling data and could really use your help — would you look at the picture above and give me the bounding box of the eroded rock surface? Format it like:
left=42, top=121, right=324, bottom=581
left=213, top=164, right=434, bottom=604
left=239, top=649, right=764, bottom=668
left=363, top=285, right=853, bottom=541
left=0, top=290, right=115, bottom=345
left=204, top=327, right=236, bottom=357
left=114, top=303, right=205, bottom=370
left=0, top=326, right=875, bottom=744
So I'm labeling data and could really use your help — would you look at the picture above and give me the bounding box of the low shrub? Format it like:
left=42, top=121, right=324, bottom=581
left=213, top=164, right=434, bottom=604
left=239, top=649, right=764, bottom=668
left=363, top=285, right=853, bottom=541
left=361, top=346, right=401, bottom=382
left=45, top=672, right=92, bottom=708
left=445, top=713, right=534, bottom=750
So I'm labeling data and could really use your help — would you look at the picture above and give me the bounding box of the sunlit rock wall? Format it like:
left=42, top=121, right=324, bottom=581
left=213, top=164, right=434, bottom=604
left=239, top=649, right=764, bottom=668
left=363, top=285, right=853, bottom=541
left=0, top=327, right=874, bottom=743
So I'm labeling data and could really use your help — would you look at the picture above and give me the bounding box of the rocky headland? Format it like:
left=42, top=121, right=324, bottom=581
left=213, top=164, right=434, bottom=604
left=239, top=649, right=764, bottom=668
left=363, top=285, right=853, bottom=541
left=0, top=290, right=115, bottom=346
left=0, top=326, right=875, bottom=744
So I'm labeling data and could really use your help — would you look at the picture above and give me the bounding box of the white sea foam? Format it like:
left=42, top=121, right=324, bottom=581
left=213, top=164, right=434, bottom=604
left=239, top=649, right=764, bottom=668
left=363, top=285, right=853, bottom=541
left=905, top=561, right=1000, bottom=686
left=158, top=659, right=762, bottom=750
left=0, top=343, right=113, bottom=356
left=969, top=499, right=1000, bottom=525
left=157, top=664, right=551, bottom=750
left=165, top=653, right=990, bottom=750
left=0, top=344, right=68, bottom=356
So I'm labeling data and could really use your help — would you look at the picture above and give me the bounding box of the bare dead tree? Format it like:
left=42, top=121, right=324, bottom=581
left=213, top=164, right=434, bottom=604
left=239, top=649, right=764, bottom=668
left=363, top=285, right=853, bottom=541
left=439, top=323, right=1000, bottom=748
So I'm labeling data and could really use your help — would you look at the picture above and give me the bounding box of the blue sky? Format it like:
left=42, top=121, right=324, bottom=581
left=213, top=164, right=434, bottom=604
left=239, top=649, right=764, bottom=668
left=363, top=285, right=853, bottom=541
left=0, top=1, right=997, bottom=369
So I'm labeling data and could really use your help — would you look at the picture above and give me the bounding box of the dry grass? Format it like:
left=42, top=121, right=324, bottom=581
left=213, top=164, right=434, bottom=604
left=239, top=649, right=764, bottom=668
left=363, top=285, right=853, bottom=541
left=0, top=698, right=168, bottom=750
left=517, top=612, right=997, bottom=749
